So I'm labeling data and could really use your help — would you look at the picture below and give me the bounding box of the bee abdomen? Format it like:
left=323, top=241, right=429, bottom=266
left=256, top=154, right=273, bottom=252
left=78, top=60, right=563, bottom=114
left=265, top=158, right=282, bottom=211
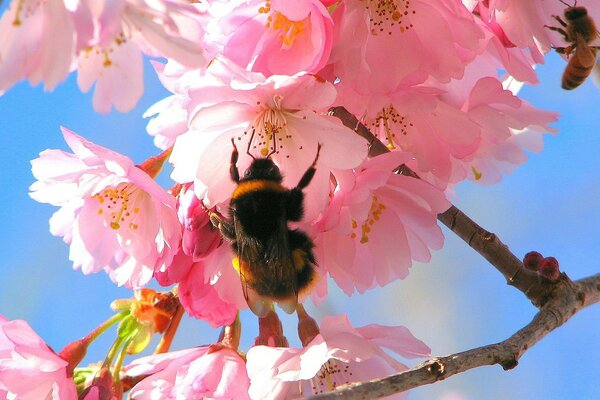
left=562, top=57, right=596, bottom=89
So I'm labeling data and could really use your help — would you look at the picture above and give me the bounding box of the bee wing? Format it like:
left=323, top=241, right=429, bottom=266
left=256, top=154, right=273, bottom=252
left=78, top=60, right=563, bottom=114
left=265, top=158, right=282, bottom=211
left=232, top=212, right=274, bottom=317
left=267, top=220, right=299, bottom=314
left=574, top=33, right=598, bottom=68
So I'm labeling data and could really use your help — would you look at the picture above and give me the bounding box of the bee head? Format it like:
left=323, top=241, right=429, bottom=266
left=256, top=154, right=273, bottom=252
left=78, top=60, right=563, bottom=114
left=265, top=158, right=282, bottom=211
left=564, top=6, right=587, bottom=21
left=244, top=158, right=282, bottom=182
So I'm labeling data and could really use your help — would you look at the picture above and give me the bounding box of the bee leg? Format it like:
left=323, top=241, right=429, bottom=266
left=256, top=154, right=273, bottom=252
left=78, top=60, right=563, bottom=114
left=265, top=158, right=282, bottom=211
left=208, top=211, right=236, bottom=241
left=295, top=143, right=322, bottom=190
left=545, top=24, right=569, bottom=41
left=554, top=45, right=575, bottom=56
left=230, top=138, right=240, bottom=183
left=286, top=144, right=322, bottom=221
left=277, top=298, right=298, bottom=314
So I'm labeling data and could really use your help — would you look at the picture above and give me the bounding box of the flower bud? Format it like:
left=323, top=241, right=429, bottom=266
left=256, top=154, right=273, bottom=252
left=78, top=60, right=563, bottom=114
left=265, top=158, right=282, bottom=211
left=538, top=257, right=560, bottom=281
left=523, top=251, right=544, bottom=271
left=59, top=338, right=90, bottom=377
left=179, top=187, right=222, bottom=259
left=78, top=367, right=114, bottom=400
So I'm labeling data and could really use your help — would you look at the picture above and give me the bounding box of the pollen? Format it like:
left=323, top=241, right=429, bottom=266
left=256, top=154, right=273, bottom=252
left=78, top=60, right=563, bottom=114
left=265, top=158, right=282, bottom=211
left=362, top=0, right=415, bottom=36
left=269, top=12, right=305, bottom=47
left=350, top=196, right=386, bottom=244
left=260, top=1, right=306, bottom=47
left=308, top=359, right=354, bottom=395
left=471, top=166, right=483, bottom=180
left=94, top=183, right=143, bottom=232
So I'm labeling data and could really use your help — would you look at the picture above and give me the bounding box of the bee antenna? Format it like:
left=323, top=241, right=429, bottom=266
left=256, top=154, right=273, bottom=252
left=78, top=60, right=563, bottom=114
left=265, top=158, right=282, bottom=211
left=246, top=128, right=256, bottom=160
left=558, top=0, right=573, bottom=7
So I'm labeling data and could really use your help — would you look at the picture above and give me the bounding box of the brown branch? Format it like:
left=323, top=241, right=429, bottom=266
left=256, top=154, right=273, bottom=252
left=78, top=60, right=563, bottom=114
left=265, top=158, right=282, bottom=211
left=308, top=273, right=600, bottom=400
left=329, top=106, right=551, bottom=306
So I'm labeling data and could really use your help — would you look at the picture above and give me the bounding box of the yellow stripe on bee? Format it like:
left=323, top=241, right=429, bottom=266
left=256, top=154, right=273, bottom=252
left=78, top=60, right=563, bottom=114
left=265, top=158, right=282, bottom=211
left=292, top=249, right=307, bottom=271
left=231, top=179, right=286, bottom=200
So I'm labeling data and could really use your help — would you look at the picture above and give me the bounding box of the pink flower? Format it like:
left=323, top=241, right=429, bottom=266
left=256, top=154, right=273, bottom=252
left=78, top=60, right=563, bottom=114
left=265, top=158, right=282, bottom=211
left=169, top=58, right=368, bottom=221
left=472, top=5, right=539, bottom=84
left=178, top=185, right=222, bottom=260
left=313, top=152, right=450, bottom=296
left=456, top=76, right=558, bottom=184
left=144, top=61, right=201, bottom=150
left=0, top=0, right=208, bottom=111
left=125, top=346, right=250, bottom=399
left=156, top=250, right=240, bottom=328
left=75, top=0, right=208, bottom=113
left=220, top=0, right=334, bottom=76
left=246, top=314, right=430, bottom=399
left=328, top=0, right=484, bottom=92
left=473, top=0, right=555, bottom=64
left=0, top=0, right=75, bottom=92
left=29, top=127, right=181, bottom=288
left=336, top=81, right=481, bottom=189
left=0, top=315, right=77, bottom=400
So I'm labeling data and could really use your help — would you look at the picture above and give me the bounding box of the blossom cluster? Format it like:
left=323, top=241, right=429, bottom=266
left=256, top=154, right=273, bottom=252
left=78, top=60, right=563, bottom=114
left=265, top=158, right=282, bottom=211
left=0, top=0, right=588, bottom=398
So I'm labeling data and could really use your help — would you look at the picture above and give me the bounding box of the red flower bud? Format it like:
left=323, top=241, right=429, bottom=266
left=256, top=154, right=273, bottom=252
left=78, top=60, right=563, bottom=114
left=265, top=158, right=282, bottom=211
left=523, top=251, right=544, bottom=271
left=538, top=257, right=560, bottom=281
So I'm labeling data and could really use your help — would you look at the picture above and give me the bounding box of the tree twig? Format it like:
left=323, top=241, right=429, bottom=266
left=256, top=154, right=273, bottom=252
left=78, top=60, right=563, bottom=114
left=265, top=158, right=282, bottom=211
left=308, top=273, right=600, bottom=399
left=329, top=106, right=551, bottom=306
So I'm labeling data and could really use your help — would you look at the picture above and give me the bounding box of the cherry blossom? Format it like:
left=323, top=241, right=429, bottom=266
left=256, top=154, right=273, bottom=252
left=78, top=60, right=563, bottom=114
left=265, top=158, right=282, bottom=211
left=455, top=76, right=558, bottom=185
left=0, top=315, right=77, bottom=400
left=177, top=184, right=222, bottom=260
left=156, top=250, right=240, bottom=327
left=29, top=128, right=181, bottom=288
left=467, top=0, right=553, bottom=64
left=337, top=81, right=482, bottom=189
left=74, top=0, right=207, bottom=113
left=246, top=314, right=430, bottom=399
left=328, top=0, right=485, bottom=92
left=0, top=0, right=76, bottom=93
left=0, top=0, right=207, bottom=112
left=168, top=58, right=368, bottom=221
left=220, top=0, right=334, bottom=76
left=313, top=152, right=450, bottom=296
left=125, top=346, right=250, bottom=399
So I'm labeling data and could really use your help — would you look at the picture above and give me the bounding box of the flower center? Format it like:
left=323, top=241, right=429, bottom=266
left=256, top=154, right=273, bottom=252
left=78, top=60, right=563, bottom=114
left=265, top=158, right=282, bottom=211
left=94, top=183, right=141, bottom=231
left=350, top=196, right=386, bottom=244
left=245, top=104, right=290, bottom=157
left=309, top=359, right=354, bottom=394
left=370, top=106, right=414, bottom=150
left=260, top=1, right=306, bottom=47
left=361, top=0, right=415, bottom=36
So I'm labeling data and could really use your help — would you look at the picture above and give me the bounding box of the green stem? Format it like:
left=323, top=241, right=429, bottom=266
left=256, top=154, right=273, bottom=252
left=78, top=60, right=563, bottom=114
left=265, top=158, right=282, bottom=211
left=113, top=336, right=134, bottom=385
left=85, top=311, right=128, bottom=345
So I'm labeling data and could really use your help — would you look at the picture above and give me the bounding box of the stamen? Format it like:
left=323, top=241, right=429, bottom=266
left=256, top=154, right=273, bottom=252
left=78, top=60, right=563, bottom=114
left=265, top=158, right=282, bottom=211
left=350, top=196, right=386, bottom=244
left=362, top=0, right=416, bottom=36
left=309, top=359, right=354, bottom=394
left=471, top=166, right=483, bottom=180
left=250, top=108, right=288, bottom=157
left=94, top=183, right=142, bottom=231
left=260, top=1, right=306, bottom=47
left=371, top=105, right=414, bottom=149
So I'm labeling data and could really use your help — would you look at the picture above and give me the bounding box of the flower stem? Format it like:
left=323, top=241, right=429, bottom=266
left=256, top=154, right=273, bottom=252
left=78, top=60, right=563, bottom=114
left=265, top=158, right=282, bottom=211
left=84, top=311, right=129, bottom=344
left=154, top=301, right=184, bottom=354
left=219, top=312, right=241, bottom=350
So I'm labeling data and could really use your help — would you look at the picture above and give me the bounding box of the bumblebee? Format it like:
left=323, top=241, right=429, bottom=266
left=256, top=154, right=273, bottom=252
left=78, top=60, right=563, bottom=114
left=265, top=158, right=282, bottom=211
left=210, top=138, right=320, bottom=317
left=547, top=1, right=600, bottom=90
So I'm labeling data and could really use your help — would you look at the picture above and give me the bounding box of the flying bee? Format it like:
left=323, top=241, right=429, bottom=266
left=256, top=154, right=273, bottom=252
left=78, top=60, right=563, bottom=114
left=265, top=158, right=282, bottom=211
left=546, top=1, right=600, bottom=90
left=210, top=137, right=320, bottom=317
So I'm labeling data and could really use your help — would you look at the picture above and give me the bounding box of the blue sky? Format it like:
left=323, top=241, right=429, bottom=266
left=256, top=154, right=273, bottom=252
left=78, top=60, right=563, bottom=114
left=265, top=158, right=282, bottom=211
left=1, top=50, right=599, bottom=399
